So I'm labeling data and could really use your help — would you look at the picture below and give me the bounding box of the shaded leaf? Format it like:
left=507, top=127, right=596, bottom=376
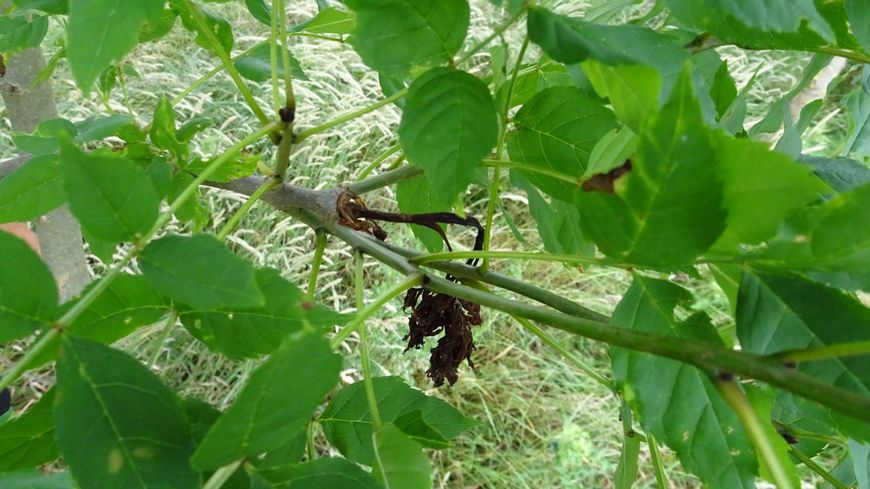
left=507, top=86, right=617, bottom=202
left=174, top=2, right=234, bottom=53
left=149, top=97, right=187, bottom=158
left=67, top=0, right=163, bottom=90
left=244, top=0, right=271, bottom=26
left=55, top=336, right=199, bottom=489
left=399, top=68, right=498, bottom=205
left=291, top=7, right=355, bottom=35
left=12, top=0, right=68, bottom=15
left=798, top=155, right=870, bottom=193
left=140, top=234, right=264, bottom=310
left=611, top=276, right=756, bottom=488
left=255, top=458, right=382, bottom=489
left=0, top=390, right=57, bottom=472
left=60, top=142, right=159, bottom=243
left=180, top=268, right=308, bottom=359
left=0, top=155, right=65, bottom=223
left=0, top=14, right=48, bottom=52
left=575, top=67, right=726, bottom=268
left=320, top=376, right=475, bottom=465
left=372, top=424, right=431, bottom=489
left=737, top=272, right=870, bottom=440
left=846, top=0, right=870, bottom=53
left=0, top=231, right=57, bottom=343
left=511, top=172, right=591, bottom=255
left=345, top=0, right=468, bottom=75
left=0, top=469, right=74, bottom=489
left=844, top=66, right=870, bottom=159
left=191, top=331, right=341, bottom=470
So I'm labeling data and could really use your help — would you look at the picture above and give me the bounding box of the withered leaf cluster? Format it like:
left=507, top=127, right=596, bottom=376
left=403, top=287, right=482, bottom=387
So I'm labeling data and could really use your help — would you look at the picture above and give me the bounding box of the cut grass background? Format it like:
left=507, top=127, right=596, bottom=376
left=0, top=0, right=860, bottom=487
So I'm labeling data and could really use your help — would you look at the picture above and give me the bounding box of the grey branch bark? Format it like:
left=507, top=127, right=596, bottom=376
left=0, top=34, right=90, bottom=300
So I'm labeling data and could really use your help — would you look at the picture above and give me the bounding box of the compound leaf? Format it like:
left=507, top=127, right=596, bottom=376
left=190, top=331, right=341, bottom=470
left=179, top=268, right=307, bottom=359
left=611, top=276, right=757, bottom=488
left=140, top=234, right=264, bottom=310
left=399, top=68, right=498, bottom=205
left=320, top=376, right=475, bottom=465
left=372, top=424, right=431, bottom=489
left=54, top=336, right=199, bottom=489
left=67, top=0, right=163, bottom=91
left=60, top=143, right=159, bottom=243
left=345, top=0, right=468, bottom=75
left=507, top=86, right=617, bottom=202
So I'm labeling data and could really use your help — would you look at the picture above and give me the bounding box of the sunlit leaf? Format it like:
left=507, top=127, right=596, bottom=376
left=372, top=424, right=431, bottom=489
left=0, top=231, right=57, bottom=343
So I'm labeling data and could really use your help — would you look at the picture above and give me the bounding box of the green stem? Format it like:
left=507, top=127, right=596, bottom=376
left=202, top=460, right=243, bottom=489
left=716, top=380, right=796, bottom=489
left=0, top=329, right=60, bottom=391
left=481, top=36, right=530, bottom=274
left=646, top=433, right=669, bottom=488
left=787, top=445, right=850, bottom=489
left=355, top=252, right=383, bottom=428
left=411, top=250, right=602, bottom=267
left=269, top=0, right=282, bottom=112
left=330, top=273, right=423, bottom=349
left=306, top=230, right=327, bottom=301
left=355, top=144, right=402, bottom=181
left=306, top=420, right=317, bottom=461
left=455, top=8, right=527, bottom=65
left=148, top=311, right=178, bottom=368
left=181, top=0, right=270, bottom=126
left=273, top=123, right=294, bottom=180
left=171, top=44, right=259, bottom=107
left=294, top=90, right=407, bottom=144
left=816, top=45, right=870, bottom=64
left=776, top=340, right=870, bottom=363
left=276, top=0, right=295, bottom=111
left=483, top=159, right=581, bottom=186
left=288, top=31, right=344, bottom=43
left=512, top=315, right=612, bottom=390
left=217, top=178, right=279, bottom=240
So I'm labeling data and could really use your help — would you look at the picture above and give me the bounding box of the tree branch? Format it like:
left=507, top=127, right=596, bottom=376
left=206, top=173, right=870, bottom=423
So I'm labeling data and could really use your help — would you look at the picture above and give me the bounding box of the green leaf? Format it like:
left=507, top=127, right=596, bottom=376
left=345, top=0, right=469, bottom=75
left=846, top=0, right=870, bottom=53
left=149, top=96, right=187, bottom=158
left=511, top=172, right=592, bottom=256
left=844, top=67, right=870, bottom=159
left=737, top=272, right=870, bottom=439
left=12, top=0, right=68, bottom=15
left=0, top=469, right=74, bottom=489
left=174, top=2, right=234, bottom=54
left=183, top=155, right=259, bottom=183
left=69, top=274, right=169, bottom=342
left=190, top=331, right=341, bottom=470
left=291, top=7, right=355, bottom=35
left=180, top=268, right=308, bottom=359
left=584, top=63, right=662, bottom=133
left=181, top=399, right=251, bottom=489
left=811, top=181, right=870, bottom=272
left=0, top=390, right=57, bottom=472
left=0, top=231, right=57, bottom=343
left=710, top=60, right=738, bottom=119
left=584, top=126, right=638, bottom=178
left=54, top=336, right=199, bottom=489
left=798, top=155, right=870, bottom=193
left=255, top=458, right=382, bottom=489
left=0, top=14, right=48, bottom=52
left=176, top=117, right=213, bottom=143
left=611, top=276, right=756, bottom=488
left=399, top=68, right=498, bottom=205
left=139, top=8, right=178, bottom=43
left=75, top=115, right=137, bottom=144
left=507, top=86, right=618, bottom=202
left=244, top=0, right=271, bottom=26
left=0, top=155, right=65, bottom=223
left=67, top=0, right=163, bottom=91
left=713, top=134, right=829, bottom=247
left=320, top=376, right=475, bottom=465
left=60, top=142, right=159, bottom=243
left=140, top=234, right=264, bottom=310
left=372, top=424, right=431, bottom=489
left=167, top=172, right=209, bottom=230
left=664, top=0, right=834, bottom=50
left=396, top=175, right=448, bottom=252
left=234, top=42, right=308, bottom=83
left=12, top=118, right=77, bottom=157
left=849, top=440, right=870, bottom=489
left=576, top=66, right=726, bottom=268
